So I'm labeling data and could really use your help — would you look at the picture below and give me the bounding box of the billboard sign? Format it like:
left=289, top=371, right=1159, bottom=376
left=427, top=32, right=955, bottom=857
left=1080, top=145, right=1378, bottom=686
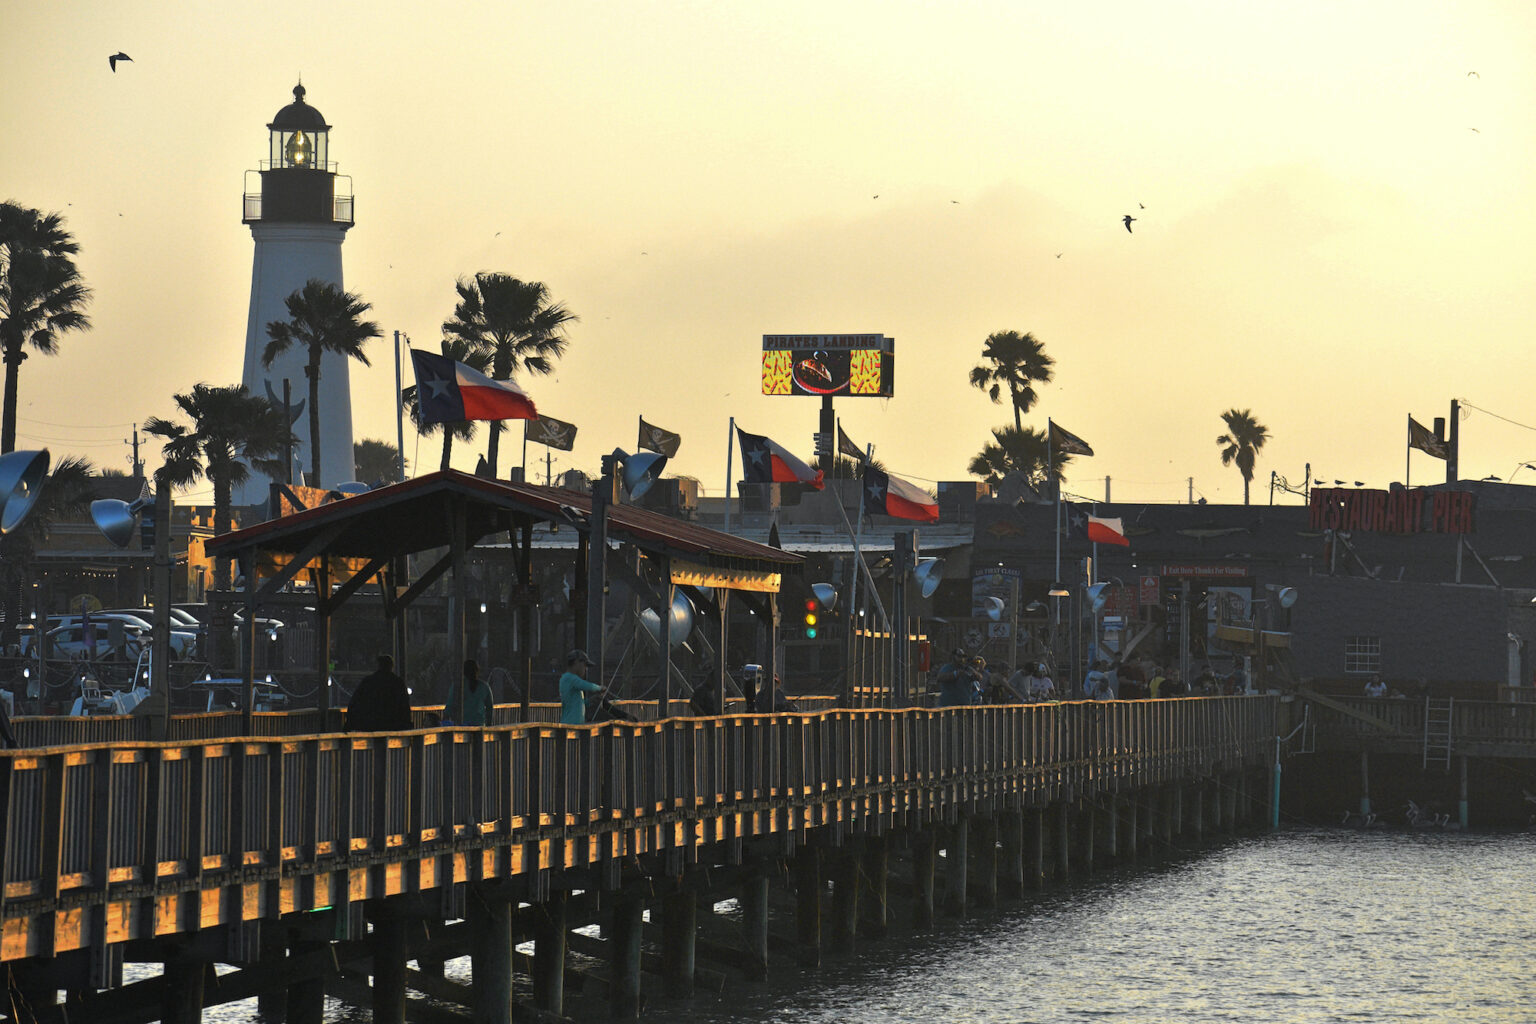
left=762, top=334, right=894, bottom=397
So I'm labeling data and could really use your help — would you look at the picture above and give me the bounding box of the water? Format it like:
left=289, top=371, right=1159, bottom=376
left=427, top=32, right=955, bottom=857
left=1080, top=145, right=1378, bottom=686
left=203, top=829, right=1535, bottom=1023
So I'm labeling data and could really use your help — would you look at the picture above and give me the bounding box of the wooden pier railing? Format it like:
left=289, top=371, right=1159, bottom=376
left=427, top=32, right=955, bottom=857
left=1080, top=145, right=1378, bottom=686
left=1306, top=696, right=1536, bottom=758
left=0, top=697, right=1276, bottom=966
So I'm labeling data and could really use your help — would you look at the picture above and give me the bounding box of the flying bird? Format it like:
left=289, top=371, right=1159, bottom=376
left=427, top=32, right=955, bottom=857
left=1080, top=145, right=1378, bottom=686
left=1055, top=252, right=1063, bottom=258
left=1123, top=215, right=1136, bottom=233
left=1468, top=127, right=1480, bottom=133
left=1138, top=202, right=1145, bottom=209
left=109, top=52, right=132, bottom=72
left=1467, top=71, right=1479, bottom=78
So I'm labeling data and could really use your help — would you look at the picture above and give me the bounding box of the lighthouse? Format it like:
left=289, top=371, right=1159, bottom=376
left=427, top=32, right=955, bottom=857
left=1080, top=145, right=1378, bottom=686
left=235, top=83, right=357, bottom=504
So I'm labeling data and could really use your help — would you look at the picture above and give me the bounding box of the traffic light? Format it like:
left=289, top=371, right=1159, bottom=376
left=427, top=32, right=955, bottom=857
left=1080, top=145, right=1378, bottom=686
left=802, top=598, right=819, bottom=639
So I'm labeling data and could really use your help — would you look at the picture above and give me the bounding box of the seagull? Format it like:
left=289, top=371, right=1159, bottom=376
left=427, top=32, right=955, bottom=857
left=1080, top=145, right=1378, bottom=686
left=1468, top=71, right=1479, bottom=78
left=1138, top=202, right=1145, bottom=209
left=950, top=199, right=959, bottom=204
left=1055, top=252, right=1063, bottom=258
left=872, top=194, right=879, bottom=199
left=109, top=52, right=132, bottom=72
left=1123, top=215, right=1136, bottom=233
left=1468, top=127, right=1480, bottom=133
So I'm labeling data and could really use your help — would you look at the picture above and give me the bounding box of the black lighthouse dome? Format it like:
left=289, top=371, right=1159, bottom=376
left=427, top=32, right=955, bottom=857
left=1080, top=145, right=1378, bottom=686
left=246, top=82, right=353, bottom=228
left=269, top=83, right=330, bottom=132
left=266, top=83, right=331, bottom=171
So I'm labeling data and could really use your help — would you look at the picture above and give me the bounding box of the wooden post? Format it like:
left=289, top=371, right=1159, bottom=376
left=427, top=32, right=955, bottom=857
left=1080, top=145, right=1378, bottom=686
left=1459, top=755, right=1470, bottom=830
left=1125, top=794, right=1139, bottom=859
left=657, top=569, right=674, bottom=720
left=945, top=817, right=970, bottom=918
left=287, top=938, right=326, bottom=1024
left=1106, top=796, right=1120, bottom=861
left=1223, top=772, right=1239, bottom=829
left=1026, top=807, right=1045, bottom=890
left=662, top=888, right=697, bottom=998
left=610, top=894, right=645, bottom=1018
left=1192, top=782, right=1205, bottom=840
left=316, top=557, right=332, bottom=721
left=256, top=927, right=287, bottom=1020
left=1080, top=802, right=1095, bottom=872
left=912, top=829, right=936, bottom=929
left=468, top=885, right=513, bottom=1024
left=830, top=847, right=860, bottom=948
left=161, top=955, right=205, bottom=1024
left=1172, top=786, right=1185, bottom=840
left=533, top=890, right=567, bottom=1014
left=1359, top=750, right=1372, bottom=818
left=974, top=816, right=998, bottom=909
left=999, top=810, right=1024, bottom=900
left=1158, top=787, right=1173, bottom=847
left=372, top=907, right=409, bottom=1024
left=741, top=871, right=770, bottom=980
left=1054, top=801, right=1071, bottom=882
left=794, top=846, right=822, bottom=968
left=860, top=834, right=890, bottom=937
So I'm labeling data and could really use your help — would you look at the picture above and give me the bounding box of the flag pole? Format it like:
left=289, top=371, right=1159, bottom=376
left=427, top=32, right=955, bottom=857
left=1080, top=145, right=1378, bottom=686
left=723, top=417, right=736, bottom=535
left=1049, top=420, right=1060, bottom=585
left=394, top=331, right=407, bottom=482
left=828, top=483, right=891, bottom=633
left=1405, top=414, right=1411, bottom=489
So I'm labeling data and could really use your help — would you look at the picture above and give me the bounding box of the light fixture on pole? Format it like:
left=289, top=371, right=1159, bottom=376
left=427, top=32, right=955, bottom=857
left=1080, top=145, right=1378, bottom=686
left=0, top=449, right=51, bottom=534
left=912, top=557, right=945, bottom=599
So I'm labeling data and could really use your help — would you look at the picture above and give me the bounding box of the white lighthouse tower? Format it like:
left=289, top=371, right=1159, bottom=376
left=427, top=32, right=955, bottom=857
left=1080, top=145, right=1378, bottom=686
left=235, top=83, right=357, bottom=504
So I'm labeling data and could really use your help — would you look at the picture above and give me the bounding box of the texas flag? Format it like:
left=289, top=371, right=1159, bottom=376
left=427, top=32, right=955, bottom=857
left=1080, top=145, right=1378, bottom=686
left=410, top=349, right=537, bottom=426
left=737, top=427, right=825, bottom=489
left=1069, top=503, right=1130, bottom=546
left=863, top=467, right=939, bottom=522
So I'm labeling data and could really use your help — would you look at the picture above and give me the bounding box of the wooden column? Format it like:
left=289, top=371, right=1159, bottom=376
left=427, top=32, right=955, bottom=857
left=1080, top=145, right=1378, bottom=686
left=161, top=955, right=205, bottom=1024
left=1054, top=801, right=1071, bottom=882
left=999, top=810, right=1024, bottom=900
left=518, top=518, right=535, bottom=721
left=1459, top=755, right=1470, bottom=830
left=860, top=834, right=890, bottom=937
left=662, top=889, right=697, bottom=998
left=1106, top=796, right=1120, bottom=861
left=468, top=886, right=513, bottom=1024
left=449, top=501, right=468, bottom=717
left=1080, top=802, right=1096, bottom=872
left=1172, top=786, right=1185, bottom=840
left=830, top=847, right=860, bottom=948
left=533, top=890, right=567, bottom=1014
left=1026, top=807, right=1046, bottom=890
left=945, top=817, right=970, bottom=918
left=1191, top=782, right=1205, bottom=840
left=656, top=567, right=674, bottom=720
left=372, top=907, right=409, bottom=1024
left=256, top=927, right=287, bottom=1020
left=974, top=816, right=998, bottom=909
left=1158, top=787, right=1173, bottom=847
left=316, top=557, right=332, bottom=720
left=1223, top=771, right=1239, bottom=829
left=1125, top=794, right=1139, bottom=859
left=741, top=870, right=770, bottom=980
left=1360, top=751, right=1372, bottom=817
left=610, top=895, right=645, bottom=1018
left=794, top=847, right=822, bottom=968
left=912, top=829, right=936, bottom=929
left=287, top=938, right=326, bottom=1024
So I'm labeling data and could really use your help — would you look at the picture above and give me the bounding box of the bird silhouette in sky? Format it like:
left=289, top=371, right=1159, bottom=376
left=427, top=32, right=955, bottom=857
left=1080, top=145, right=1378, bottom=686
left=1467, top=70, right=1479, bottom=78
left=1138, top=202, right=1145, bottom=209
left=1123, top=215, right=1136, bottom=233
left=109, top=52, right=132, bottom=72
left=1468, top=127, right=1480, bottom=133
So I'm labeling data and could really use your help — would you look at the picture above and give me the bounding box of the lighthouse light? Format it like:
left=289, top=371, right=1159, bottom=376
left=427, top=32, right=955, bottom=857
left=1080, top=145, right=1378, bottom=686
left=285, top=130, right=311, bottom=166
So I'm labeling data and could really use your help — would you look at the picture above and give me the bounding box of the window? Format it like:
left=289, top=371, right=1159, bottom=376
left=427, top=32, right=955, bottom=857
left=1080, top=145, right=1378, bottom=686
left=1344, top=635, right=1380, bottom=674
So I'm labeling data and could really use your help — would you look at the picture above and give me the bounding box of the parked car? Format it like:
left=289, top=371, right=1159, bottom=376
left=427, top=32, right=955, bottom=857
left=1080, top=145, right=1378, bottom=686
left=23, top=623, right=142, bottom=661
left=43, top=614, right=198, bottom=659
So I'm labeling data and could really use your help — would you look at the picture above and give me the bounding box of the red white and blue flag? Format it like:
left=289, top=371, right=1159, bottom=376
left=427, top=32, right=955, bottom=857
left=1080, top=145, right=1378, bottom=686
left=737, top=427, right=825, bottom=490
left=410, top=349, right=537, bottom=426
left=1069, top=503, right=1130, bottom=546
left=863, top=467, right=939, bottom=522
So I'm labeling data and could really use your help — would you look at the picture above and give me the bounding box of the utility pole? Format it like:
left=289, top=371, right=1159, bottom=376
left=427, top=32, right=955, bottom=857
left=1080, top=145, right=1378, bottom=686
left=1447, top=398, right=1460, bottom=483
left=1188, top=477, right=1194, bottom=504
left=126, top=425, right=143, bottom=479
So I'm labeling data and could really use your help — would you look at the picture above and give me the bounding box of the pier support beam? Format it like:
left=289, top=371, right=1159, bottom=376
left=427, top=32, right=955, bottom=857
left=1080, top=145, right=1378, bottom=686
left=830, top=847, right=861, bottom=949
left=1105, top=796, right=1120, bottom=861
left=1359, top=750, right=1371, bottom=817
left=999, top=810, right=1024, bottom=900
left=1459, top=756, right=1470, bottom=830
left=1222, top=773, right=1238, bottom=831
left=1027, top=807, right=1045, bottom=889
left=974, top=816, right=998, bottom=909
left=860, top=835, right=890, bottom=938
left=912, top=829, right=936, bottom=928
left=1079, top=803, right=1095, bottom=872
left=1157, top=787, right=1174, bottom=848
left=794, top=847, right=822, bottom=968
left=533, top=890, right=567, bottom=1015
left=1172, top=786, right=1185, bottom=841
left=662, top=889, right=697, bottom=998
left=741, top=870, right=770, bottom=980
left=1125, top=795, right=1139, bottom=860
left=468, top=885, right=513, bottom=1024
left=1191, top=782, right=1205, bottom=841
left=371, top=904, right=409, bottom=1024
left=161, top=954, right=205, bottom=1024
left=287, top=937, right=327, bottom=1024
left=256, top=927, right=287, bottom=1020
left=945, top=816, right=970, bottom=918
left=1054, top=802, right=1071, bottom=882
left=610, top=895, right=645, bottom=1018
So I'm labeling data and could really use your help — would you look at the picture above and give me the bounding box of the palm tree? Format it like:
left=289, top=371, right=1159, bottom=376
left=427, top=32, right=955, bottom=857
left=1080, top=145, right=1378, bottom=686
left=0, top=202, right=92, bottom=453
left=145, top=384, right=290, bottom=590
left=443, top=273, right=575, bottom=477
left=262, top=279, right=381, bottom=485
left=353, top=438, right=403, bottom=485
left=968, top=331, right=1054, bottom=432
left=1216, top=408, right=1270, bottom=505
left=968, top=425, right=1072, bottom=488
left=403, top=339, right=488, bottom=472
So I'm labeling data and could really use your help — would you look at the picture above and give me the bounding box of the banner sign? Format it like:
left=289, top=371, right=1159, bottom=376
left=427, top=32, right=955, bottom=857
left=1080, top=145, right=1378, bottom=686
left=1161, top=564, right=1250, bottom=578
left=762, top=334, right=895, bottom=398
left=1308, top=487, right=1474, bottom=535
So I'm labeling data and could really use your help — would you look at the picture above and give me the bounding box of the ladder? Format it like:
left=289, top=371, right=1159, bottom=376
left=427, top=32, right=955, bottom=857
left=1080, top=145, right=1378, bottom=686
left=1423, top=696, right=1454, bottom=771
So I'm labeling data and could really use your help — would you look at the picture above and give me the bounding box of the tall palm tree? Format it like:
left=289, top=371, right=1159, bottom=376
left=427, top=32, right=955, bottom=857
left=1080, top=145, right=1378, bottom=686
left=262, top=279, right=381, bottom=485
left=968, top=425, right=1072, bottom=489
left=0, top=202, right=92, bottom=453
left=145, top=384, right=290, bottom=590
left=968, top=331, right=1054, bottom=432
left=443, top=273, right=575, bottom=477
left=353, top=438, right=403, bottom=485
left=1217, top=408, right=1270, bottom=505
left=402, top=339, right=487, bottom=472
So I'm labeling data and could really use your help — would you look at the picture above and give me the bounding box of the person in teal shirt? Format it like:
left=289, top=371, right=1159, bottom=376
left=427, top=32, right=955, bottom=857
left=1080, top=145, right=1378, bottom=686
left=559, top=649, right=602, bottom=724
left=446, top=659, right=494, bottom=726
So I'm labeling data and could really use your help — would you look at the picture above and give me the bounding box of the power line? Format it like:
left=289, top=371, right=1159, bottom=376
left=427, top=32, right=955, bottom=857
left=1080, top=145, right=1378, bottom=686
left=1459, top=400, right=1536, bottom=433
left=17, top=415, right=137, bottom=429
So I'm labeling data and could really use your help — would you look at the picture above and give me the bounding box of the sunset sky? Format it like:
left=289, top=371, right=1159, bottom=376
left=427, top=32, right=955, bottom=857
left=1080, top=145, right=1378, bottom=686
left=6, top=2, right=1536, bottom=506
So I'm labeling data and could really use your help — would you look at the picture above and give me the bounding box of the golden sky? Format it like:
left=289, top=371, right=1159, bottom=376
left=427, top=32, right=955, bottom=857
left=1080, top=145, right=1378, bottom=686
left=6, top=1, right=1536, bottom=505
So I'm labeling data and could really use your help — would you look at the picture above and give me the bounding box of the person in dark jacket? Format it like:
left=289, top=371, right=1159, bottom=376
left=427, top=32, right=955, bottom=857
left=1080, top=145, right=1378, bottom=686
left=346, top=654, right=414, bottom=732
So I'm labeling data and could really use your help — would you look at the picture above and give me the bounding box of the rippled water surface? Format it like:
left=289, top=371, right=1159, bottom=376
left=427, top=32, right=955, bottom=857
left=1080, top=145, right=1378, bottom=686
left=208, top=830, right=1535, bottom=1023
